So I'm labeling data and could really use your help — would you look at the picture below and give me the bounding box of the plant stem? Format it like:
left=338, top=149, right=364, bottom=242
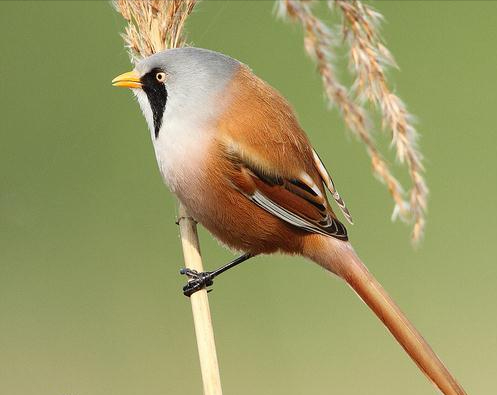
left=177, top=203, right=223, bottom=395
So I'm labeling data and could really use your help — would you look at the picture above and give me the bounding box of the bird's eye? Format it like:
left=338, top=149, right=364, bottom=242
left=156, top=72, right=166, bottom=83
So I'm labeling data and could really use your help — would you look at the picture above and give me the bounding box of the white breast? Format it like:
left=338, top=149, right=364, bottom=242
left=152, top=116, right=213, bottom=194
left=134, top=88, right=215, bottom=196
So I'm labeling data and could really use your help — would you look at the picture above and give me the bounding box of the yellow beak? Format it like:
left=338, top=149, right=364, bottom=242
left=112, top=70, right=142, bottom=89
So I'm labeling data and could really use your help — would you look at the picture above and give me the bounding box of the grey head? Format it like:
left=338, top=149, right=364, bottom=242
left=133, top=47, right=241, bottom=138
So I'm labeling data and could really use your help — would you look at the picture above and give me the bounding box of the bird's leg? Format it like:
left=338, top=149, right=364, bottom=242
left=180, top=253, right=254, bottom=297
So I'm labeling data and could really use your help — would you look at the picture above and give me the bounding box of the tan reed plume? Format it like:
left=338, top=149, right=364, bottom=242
left=279, top=0, right=427, bottom=243
left=114, top=0, right=197, bottom=64
left=336, top=0, right=428, bottom=242
left=113, top=2, right=223, bottom=394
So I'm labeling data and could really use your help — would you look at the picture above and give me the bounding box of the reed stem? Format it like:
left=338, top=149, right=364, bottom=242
left=177, top=204, right=223, bottom=395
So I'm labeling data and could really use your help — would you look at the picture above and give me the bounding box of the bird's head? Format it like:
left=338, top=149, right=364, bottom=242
left=112, top=47, right=240, bottom=138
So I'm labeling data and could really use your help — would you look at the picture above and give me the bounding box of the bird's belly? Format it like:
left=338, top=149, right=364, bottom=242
left=186, top=179, right=304, bottom=254
left=152, top=128, right=303, bottom=255
left=151, top=126, right=234, bottom=242
left=175, top=160, right=304, bottom=255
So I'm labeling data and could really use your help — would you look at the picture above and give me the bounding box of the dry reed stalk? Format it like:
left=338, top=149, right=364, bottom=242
left=177, top=204, right=223, bottom=395
left=279, top=0, right=427, bottom=243
left=113, top=2, right=223, bottom=394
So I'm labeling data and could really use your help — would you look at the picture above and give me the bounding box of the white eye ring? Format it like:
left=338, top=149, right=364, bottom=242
left=156, top=72, right=166, bottom=83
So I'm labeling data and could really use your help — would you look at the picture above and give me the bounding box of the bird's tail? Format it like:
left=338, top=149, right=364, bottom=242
left=304, top=236, right=467, bottom=395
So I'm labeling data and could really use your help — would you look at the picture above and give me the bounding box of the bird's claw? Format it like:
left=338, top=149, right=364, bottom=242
left=180, top=268, right=214, bottom=297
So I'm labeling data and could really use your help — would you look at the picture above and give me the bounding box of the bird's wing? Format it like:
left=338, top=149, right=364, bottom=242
left=222, top=143, right=348, bottom=240
left=216, top=65, right=348, bottom=240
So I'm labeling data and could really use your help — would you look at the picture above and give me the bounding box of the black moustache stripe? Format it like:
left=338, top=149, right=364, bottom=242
left=141, top=69, right=168, bottom=138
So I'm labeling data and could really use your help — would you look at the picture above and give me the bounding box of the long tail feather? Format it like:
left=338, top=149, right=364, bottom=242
left=306, top=238, right=467, bottom=395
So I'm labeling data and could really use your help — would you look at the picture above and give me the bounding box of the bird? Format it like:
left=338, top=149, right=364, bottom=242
left=112, top=47, right=466, bottom=395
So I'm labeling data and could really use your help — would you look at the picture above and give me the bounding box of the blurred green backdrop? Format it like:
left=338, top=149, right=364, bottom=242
left=1, top=1, right=496, bottom=394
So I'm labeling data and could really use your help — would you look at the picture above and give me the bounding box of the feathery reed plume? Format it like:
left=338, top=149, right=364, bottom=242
left=278, top=0, right=427, bottom=243
left=114, top=0, right=197, bottom=64
left=335, top=0, right=427, bottom=242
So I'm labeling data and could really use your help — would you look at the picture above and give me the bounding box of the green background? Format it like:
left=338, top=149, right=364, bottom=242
left=1, top=1, right=495, bottom=394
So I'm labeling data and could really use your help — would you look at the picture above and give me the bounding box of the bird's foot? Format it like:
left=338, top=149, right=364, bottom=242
left=179, top=268, right=214, bottom=297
